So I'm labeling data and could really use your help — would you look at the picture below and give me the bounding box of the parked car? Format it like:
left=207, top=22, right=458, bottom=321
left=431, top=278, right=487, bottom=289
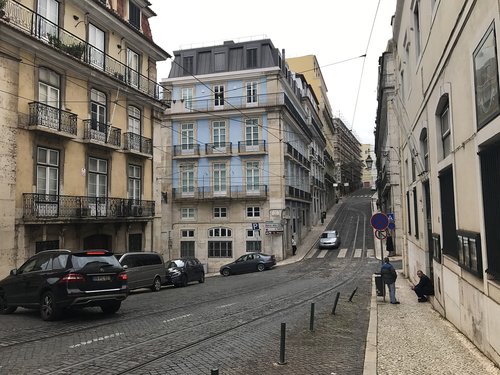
left=0, top=250, right=128, bottom=321
left=165, top=257, right=205, bottom=287
left=220, top=252, right=276, bottom=276
left=114, top=252, right=165, bottom=292
left=319, top=230, right=341, bottom=249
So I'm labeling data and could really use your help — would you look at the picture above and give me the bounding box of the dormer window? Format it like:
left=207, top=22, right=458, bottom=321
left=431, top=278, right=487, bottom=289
left=129, top=1, right=141, bottom=29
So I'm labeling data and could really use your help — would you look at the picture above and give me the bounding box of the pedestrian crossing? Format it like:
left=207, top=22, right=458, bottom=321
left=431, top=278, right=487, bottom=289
left=307, top=248, right=375, bottom=259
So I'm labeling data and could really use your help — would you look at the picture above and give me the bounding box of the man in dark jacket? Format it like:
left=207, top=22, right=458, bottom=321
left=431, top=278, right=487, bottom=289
left=411, top=270, right=434, bottom=302
left=381, top=257, right=399, bottom=304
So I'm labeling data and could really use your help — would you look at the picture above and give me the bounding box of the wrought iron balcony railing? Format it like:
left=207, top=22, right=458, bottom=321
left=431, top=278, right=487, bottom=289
left=205, top=142, right=232, bottom=156
left=123, top=132, right=152, bottom=156
left=3, top=0, right=162, bottom=100
left=172, top=185, right=268, bottom=200
left=237, top=140, right=267, bottom=153
left=286, top=186, right=312, bottom=201
left=173, top=144, right=201, bottom=157
left=28, top=102, right=77, bottom=136
left=83, top=120, right=121, bottom=148
left=285, top=142, right=311, bottom=169
left=23, top=194, right=155, bottom=221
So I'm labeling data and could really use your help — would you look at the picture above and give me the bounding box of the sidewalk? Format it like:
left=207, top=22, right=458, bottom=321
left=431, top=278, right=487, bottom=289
left=364, top=264, right=500, bottom=374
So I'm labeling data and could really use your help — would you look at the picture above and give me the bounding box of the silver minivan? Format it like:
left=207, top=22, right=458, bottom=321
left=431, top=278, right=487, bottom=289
left=114, top=252, right=165, bottom=292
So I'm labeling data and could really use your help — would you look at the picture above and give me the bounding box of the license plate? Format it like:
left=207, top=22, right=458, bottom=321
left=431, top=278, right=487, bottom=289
left=93, top=275, right=111, bottom=282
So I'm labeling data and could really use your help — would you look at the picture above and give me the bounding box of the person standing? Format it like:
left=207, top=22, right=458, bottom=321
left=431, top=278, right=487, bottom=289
left=381, top=257, right=400, bottom=304
left=411, top=270, right=434, bottom=302
left=386, top=233, right=395, bottom=256
left=291, top=235, right=297, bottom=256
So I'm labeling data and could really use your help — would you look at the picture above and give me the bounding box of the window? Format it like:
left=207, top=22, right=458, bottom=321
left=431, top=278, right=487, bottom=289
left=413, top=0, right=421, bottom=58
left=127, top=106, right=140, bottom=135
left=37, top=147, right=59, bottom=197
left=214, top=52, right=225, bottom=71
left=247, top=48, right=257, bottom=68
left=88, top=24, right=105, bottom=69
left=246, top=161, right=260, bottom=192
left=209, top=227, right=232, bottom=237
left=214, top=85, right=224, bottom=108
left=181, top=164, right=195, bottom=194
left=246, top=82, right=258, bottom=105
left=181, top=230, right=196, bottom=257
left=457, top=230, right=482, bottom=277
left=129, top=1, right=141, bottom=29
left=213, top=163, right=227, bottom=194
left=436, top=95, right=451, bottom=159
left=127, top=49, right=139, bottom=88
left=208, top=227, right=232, bottom=257
left=39, top=68, right=60, bottom=108
left=128, top=164, right=141, bottom=201
left=181, top=207, right=196, bottom=219
left=181, top=229, right=195, bottom=238
left=420, top=128, right=429, bottom=171
left=181, top=123, right=195, bottom=151
left=406, top=191, right=411, bottom=235
left=37, top=0, right=58, bottom=39
left=181, top=87, right=193, bottom=109
left=183, top=56, right=193, bottom=75
left=246, top=206, right=260, bottom=217
left=413, top=187, right=419, bottom=239
left=245, top=118, right=259, bottom=147
left=88, top=157, right=107, bottom=198
left=90, top=89, right=107, bottom=138
left=212, top=121, right=226, bottom=148
left=214, top=207, right=227, bottom=218
left=246, top=241, right=262, bottom=252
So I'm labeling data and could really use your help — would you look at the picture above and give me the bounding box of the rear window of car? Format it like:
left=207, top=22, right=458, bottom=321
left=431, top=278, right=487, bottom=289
left=167, top=260, right=185, bottom=268
left=71, top=253, right=121, bottom=269
left=321, top=232, right=337, bottom=238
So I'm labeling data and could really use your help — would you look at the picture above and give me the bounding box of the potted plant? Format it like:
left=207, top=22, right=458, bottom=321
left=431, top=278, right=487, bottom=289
left=63, top=42, right=85, bottom=59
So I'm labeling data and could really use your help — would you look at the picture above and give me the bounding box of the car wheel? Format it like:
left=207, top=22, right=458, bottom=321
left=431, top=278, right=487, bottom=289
left=199, top=272, right=205, bottom=283
left=257, top=263, right=265, bottom=272
left=0, top=293, right=17, bottom=315
left=151, top=276, right=162, bottom=292
left=40, top=291, right=61, bottom=321
left=221, top=268, right=230, bottom=277
left=101, top=301, right=121, bottom=314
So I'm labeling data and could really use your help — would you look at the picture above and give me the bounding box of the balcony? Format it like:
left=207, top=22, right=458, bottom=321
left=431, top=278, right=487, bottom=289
left=123, top=132, right=152, bottom=157
left=285, top=143, right=311, bottom=169
left=83, top=120, right=121, bottom=149
left=173, top=144, right=201, bottom=158
left=238, top=140, right=267, bottom=154
left=205, top=142, right=232, bottom=156
left=172, top=185, right=268, bottom=201
left=3, top=0, right=162, bottom=101
left=286, top=186, right=312, bottom=202
left=28, top=102, right=77, bottom=138
left=23, top=194, right=154, bottom=222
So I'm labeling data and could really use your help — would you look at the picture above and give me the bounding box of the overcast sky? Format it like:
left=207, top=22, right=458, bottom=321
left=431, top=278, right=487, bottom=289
left=148, top=0, right=397, bottom=145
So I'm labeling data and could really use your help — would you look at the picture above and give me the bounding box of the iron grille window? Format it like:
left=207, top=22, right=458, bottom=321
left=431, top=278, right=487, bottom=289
left=432, top=233, right=442, bottom=263
left=246, top=241, right=261, bottom=252
left=208, top=241, right=232, bottom=257
left=457, top=230, right=483, bottom=278
left=181, top=241, right=195, bottom=257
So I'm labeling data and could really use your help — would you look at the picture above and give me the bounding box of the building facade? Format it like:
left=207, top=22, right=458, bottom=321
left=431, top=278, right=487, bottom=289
left=161, top=39, right=332, bottom=272
left=361, top=143, right=376, bottom=189
left=0, top=0, right=169, bottom=278
left=379, top=0, right=500, bottom=366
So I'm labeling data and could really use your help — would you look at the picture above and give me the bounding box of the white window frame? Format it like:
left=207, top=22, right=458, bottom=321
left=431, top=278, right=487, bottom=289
left=246, top=206, right=260, bottom=218
left=36, top=147, right=59, bottom=198
left=181, top=164, right=195, bottom=196
left=181, top=87, right=193, bottom=110
left=213, top=162, right=227, bottom=195
left=212, top=121, right=226, bottom=150
left=127, top=48, right=139, bottom=88
left=246, top=81, right=258, bottom=106
left=214, top=84, right=224, bottom=109
left=181, top=207, right=196, bottom=220
left=246, top=161, right=260, bottom=193
left=181, top=123, right=195, bottom=153
left=88, top=23, right=105, bottom=70
left=128, top=164, right=141, bottom=201
left=245, top=119, right=259, bottom=151
left=213, top=207, right=227, bottom=218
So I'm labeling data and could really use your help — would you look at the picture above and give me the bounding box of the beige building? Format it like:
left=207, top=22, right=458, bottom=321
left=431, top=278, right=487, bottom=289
left=379, top=0, right=500, bottom=366
left=0, top=0, right=169, bottom=278
left=360, top=143, right=376, bottom=188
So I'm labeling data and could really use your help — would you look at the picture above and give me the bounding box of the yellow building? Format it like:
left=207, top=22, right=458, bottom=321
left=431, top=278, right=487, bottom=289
left=0, top=0, right=169, bottom=278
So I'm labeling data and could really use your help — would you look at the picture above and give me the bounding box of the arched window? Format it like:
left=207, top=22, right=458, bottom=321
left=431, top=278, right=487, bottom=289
left=435, top=94, right=451, bottom=160
left=419, top=128, right=428, bottom=171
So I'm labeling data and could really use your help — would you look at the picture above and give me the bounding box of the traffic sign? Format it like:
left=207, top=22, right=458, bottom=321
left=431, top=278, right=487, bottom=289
left=370, top=213, right=389, bottom=230
left=387, top=213, right=395, bottom=223
left=388, top=222, right=396, bottom=230
left=375, top=229, right=388, bottom=240
left=252, top=223, right=260, bottom=230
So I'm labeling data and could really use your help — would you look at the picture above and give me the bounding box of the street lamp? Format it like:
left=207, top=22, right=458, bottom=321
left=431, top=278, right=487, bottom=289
left=365, top=154, right=373, bottom=169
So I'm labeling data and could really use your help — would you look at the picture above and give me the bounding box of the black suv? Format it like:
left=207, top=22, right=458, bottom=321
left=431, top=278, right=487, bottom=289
left=165, top=257, right=205, bottom=287
left=0, top=250, right=128, bottom=320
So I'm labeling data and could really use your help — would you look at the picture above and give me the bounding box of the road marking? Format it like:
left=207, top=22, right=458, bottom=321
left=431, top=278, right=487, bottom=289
left=69, top=332, right=124, bottom=349
left=217, top=303, right=236, bottom=309
left=317, top=250, right=328, bottom=258
left=354, top=248, right=362, bottom=258
left=338, top=248, right=348, bottom=258
left=306, top=249, right=317, bottom=259
left=367, top=249, right=374, bottom=257
left=163, top=314, right=191, bottom=323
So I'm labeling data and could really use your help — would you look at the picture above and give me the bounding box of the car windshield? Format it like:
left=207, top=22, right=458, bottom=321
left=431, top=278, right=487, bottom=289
left=71, top=253, right=121, bottom=269
left=321, top=232, right=337, bottom=238
left=167, top=260, right=185, bottom=268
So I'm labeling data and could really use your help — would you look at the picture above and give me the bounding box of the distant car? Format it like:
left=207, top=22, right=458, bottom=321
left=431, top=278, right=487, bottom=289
left=371, top=185, right=377, bottom=191
left=114, top=252, right=165, bottom=292
left=165, top=257, right=205, bottom=287
left=319, top=230, right=341, bottom=249
left=220, top=252, right=276, bottom=276
left=0, top=250, right=128, bottom=321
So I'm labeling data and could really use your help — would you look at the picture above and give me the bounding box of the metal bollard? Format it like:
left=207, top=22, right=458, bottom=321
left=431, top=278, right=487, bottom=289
left=309, top=302, right=315, bottom=332
left=331, top=292, right=341, bottom=315
left=278, top=322, right=287, bottom=365
left=211, top=369, right=219, bottom=375
left=348, top=287, right=358, bottom=302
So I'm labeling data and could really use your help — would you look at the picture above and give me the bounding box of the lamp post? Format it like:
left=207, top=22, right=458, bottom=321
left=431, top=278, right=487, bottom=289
left=365, top=154, right=373, bottom=169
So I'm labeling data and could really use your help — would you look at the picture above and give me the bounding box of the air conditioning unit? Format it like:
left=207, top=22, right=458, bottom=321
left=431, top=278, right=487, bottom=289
left=132, top=206, right=143, bottom=216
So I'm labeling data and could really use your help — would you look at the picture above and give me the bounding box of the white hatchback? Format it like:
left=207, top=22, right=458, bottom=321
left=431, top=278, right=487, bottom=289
left=319, top=230, right=341, bottom=249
